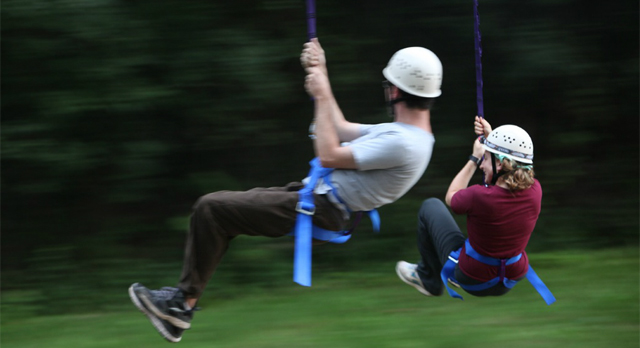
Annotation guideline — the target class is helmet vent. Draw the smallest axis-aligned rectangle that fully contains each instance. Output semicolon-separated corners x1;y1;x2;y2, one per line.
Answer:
382;47;442;97
397;59;411;69
483;125;534;164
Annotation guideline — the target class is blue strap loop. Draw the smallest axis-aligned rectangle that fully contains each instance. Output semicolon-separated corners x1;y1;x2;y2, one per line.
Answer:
293;209;314;286
368;210;381;232
441;250;463;300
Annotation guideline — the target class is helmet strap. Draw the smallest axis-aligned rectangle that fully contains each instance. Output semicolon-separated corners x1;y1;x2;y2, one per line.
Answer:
385;98;406;118
490;153;505;186
388;97;407;105
384;83;406;118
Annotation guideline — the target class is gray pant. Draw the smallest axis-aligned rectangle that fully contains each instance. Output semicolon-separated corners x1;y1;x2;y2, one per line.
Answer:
416;198;514;297
177;182;347;298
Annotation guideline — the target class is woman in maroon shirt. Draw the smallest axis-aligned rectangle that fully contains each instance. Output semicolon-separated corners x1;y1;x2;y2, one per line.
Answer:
396;117;541;298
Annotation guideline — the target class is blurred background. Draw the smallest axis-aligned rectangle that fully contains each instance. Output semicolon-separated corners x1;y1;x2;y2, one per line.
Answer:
2;0;638;346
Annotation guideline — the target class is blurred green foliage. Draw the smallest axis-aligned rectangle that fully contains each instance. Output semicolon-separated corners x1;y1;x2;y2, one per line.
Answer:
2;0;638;315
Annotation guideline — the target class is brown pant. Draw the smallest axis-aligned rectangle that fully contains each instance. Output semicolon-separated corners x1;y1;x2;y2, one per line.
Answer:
177;182;348;297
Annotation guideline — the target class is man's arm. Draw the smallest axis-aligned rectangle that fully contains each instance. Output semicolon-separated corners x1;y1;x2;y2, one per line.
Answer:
305;67;358;169
327;96;361;143
302;39;361;143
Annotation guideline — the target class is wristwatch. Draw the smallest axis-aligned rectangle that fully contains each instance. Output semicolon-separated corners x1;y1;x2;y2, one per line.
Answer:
468;155;482;167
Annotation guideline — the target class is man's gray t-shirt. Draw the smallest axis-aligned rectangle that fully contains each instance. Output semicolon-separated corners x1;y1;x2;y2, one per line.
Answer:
317;122;434;212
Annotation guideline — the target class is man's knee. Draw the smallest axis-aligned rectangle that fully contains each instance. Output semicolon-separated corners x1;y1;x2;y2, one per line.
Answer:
193;192;224;215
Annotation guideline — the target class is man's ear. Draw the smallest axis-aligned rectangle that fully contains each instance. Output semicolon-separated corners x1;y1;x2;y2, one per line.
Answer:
390;85;401;99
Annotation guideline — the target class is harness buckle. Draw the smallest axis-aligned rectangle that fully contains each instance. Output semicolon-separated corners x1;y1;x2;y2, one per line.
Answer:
448;255;459;264
296;202;316;216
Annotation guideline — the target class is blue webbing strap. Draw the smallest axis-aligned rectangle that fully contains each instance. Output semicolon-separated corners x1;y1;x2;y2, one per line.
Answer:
293;158;333;286
306;210;379;245
293;158;381;286
466;240;555;304
441;249;463;300
441;240;556;305
465;240;521;266
368;210;381;232
526;266;556;305
322;173;381;234
294;158;332;286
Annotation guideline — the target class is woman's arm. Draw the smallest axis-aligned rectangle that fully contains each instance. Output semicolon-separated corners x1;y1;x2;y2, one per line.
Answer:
445;137;485;206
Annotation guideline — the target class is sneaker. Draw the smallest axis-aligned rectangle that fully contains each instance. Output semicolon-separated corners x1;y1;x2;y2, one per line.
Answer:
395;261;435;297
129;283;197;343
448;278;461;288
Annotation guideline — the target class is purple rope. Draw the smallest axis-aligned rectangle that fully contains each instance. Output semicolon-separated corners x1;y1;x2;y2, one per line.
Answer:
306;0;317;107
306;0;316;40
474;0;487;186
473;0;484;118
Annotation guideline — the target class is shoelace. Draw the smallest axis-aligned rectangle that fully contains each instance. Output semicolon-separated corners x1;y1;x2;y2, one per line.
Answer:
150;287;181;301
152;287;201;315
169;306;200;315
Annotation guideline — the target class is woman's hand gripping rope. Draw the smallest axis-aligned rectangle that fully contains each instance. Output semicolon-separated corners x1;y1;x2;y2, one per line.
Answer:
474;116;492;138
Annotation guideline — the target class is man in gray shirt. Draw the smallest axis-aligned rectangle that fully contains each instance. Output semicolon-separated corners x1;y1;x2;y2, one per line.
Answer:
129;38;442;343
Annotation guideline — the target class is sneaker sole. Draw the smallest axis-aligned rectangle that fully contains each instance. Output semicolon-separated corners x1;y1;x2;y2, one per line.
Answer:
128;285;182;343
129;284;191;329
395;262;434;297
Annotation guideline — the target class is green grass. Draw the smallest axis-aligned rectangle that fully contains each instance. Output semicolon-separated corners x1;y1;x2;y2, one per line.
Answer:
2;247;638;348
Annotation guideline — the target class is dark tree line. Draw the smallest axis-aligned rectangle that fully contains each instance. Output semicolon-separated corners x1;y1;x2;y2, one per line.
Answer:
2;0;638;312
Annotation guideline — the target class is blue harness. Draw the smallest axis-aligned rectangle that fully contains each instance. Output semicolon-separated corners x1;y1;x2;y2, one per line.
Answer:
441;239;556;305
291;158;380;286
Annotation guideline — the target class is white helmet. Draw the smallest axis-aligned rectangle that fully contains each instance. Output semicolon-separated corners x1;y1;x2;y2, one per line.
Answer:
483;125;534;164
382;47;443;98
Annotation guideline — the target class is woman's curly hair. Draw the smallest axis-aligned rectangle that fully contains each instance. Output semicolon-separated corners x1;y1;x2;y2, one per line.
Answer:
500;158;535;191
